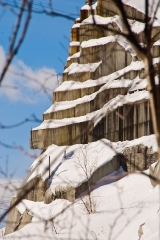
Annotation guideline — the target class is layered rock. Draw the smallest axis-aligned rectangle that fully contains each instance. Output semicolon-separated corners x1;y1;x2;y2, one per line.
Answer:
30;1;160;150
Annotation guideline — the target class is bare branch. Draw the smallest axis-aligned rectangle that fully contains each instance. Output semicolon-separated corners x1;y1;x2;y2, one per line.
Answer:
0;0;33;85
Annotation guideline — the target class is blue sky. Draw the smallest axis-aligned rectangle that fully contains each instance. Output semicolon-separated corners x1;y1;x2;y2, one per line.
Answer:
0;0;84;178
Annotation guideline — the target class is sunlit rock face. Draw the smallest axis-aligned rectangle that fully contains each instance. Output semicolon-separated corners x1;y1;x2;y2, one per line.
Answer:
30;0;158;150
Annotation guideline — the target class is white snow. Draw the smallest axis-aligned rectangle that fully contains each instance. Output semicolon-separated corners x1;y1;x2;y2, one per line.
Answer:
25;135;157;191
72;23;80;29
56;59;146;92
81;35;136;56
57;56;158;94
123;0;160;21
82;14;116;25
81;2;97;11
90;91;149;126
129;77;147;92
45;79;132;113
81;15;146;34
63;61;102;74
141;210;160;240
32;116;87;130
70;41;80;47
46;75;150;115
34;90;149;130
2;164;160;240
153;40;160;46
70;51;80;58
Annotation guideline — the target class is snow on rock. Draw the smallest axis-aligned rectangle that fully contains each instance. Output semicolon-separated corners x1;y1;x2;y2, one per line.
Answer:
70;51;80;59
35;90;149;130
16;199;43;215
153;39;160;46
63;61;102;74
69;41;80;47
129;77;147;92
26;139;117;191
45;79;132;113
88;90;149;127
25;135;157;196
55;61;144;92
56;59;147;92
72;23;80;29
32;116;87;130
122;0;160;21
81;15;145;34
114;134;158;153
81;2;97;10
46;75;150;114
81;35;136;56
81;14;117;25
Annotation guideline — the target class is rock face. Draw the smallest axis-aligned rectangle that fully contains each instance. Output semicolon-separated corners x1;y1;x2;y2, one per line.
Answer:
5;175;46;235
123;144;158;172
5;0;160;236
5;197;33;235
30;0;160;150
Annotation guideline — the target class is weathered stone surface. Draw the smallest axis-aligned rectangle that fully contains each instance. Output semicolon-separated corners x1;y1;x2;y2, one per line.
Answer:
15;210;33;232
5;197;21;235
44;187;55;204
138;223;145;240
45;87;128;120
97;0;146;22
55;186;76;202
53;84;104;102
79;22;119;43
17;175;46;202
5;200;33;235
32;99;153;149
152;44;160;58
5;175;46;235
31;120;94;149
123;144;158;172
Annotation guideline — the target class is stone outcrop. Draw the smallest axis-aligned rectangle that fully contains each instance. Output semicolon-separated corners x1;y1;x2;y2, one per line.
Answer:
30;0;160;150
5;175;46;235
123;144;158;172
5;198;33;235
